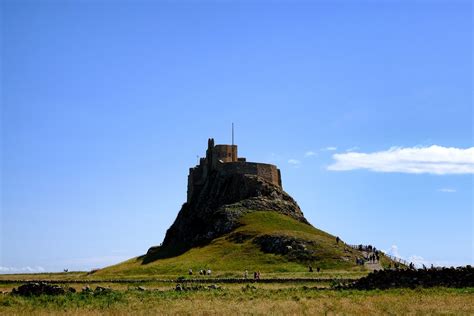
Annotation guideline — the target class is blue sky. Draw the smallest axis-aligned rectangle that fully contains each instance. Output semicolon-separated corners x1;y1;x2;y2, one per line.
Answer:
1;0;472;272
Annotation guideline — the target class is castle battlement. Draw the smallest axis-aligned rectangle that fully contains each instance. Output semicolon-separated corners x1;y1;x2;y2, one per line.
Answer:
187;138;282;202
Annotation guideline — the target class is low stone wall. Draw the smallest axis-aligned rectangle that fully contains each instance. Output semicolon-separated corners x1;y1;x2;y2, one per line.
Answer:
0;277;357;284
346;266;474;289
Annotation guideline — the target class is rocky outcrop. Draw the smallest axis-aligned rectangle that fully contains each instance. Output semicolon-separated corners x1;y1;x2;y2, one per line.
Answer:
145;171;308;261
253;235;317;262
12;282;68;296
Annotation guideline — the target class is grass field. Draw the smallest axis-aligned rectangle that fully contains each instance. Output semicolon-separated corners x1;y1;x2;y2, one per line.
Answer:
0;270;369;283
1;285;473;315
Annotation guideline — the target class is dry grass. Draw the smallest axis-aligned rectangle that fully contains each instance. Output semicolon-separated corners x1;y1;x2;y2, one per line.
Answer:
1;287;473;315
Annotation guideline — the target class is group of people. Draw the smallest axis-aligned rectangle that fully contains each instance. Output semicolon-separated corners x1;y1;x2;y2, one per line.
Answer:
355;254;380;265
367;252;380;263
253;271;261;280
242;270;261;280
356;244;377;253
355;250;380;266
188;268;212;276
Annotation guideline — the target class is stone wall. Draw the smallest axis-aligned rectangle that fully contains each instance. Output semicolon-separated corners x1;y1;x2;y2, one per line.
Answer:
219;162;281;188
187;165;206;202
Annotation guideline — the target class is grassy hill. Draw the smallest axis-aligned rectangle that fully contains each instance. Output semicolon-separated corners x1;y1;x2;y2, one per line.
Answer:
96;211;377;278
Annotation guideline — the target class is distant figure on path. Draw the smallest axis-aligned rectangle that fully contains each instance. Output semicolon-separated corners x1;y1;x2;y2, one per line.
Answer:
316;267;320;273
188;269;193;275
244;270;248;279
308;266;313;272
336;236;340;244
207;269;212;276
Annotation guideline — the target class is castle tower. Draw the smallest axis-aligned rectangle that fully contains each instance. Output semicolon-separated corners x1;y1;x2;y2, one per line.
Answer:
211;145;238;167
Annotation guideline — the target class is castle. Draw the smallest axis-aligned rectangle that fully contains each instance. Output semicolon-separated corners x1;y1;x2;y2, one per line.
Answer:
187;138;282;202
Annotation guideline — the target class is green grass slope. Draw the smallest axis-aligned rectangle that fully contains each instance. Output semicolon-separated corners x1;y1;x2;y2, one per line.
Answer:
96;211;370;278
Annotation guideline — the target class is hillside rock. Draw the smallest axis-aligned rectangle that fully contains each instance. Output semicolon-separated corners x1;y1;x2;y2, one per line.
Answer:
254;235;317;262
145;172;308;261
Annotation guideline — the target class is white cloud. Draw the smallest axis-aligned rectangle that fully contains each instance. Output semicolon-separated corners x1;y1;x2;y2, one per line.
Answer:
288;159;301;166
322;146;337;151
438;188;456;193
328;145;474;175
385;246;427;268
407;255;430;268
386;245;401;258
304;151;317;157
0;266;45;274
383;245;462;268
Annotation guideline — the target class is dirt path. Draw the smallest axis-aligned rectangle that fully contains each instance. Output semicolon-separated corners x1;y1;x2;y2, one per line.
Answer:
365;261;382;271
362;251;383;271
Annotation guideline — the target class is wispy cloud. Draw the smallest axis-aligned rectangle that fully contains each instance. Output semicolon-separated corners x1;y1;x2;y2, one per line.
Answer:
328;145;474;175
288;159;301;166
407;255;430;268
268;152;282;163
438;188;456;193
58;255;129;269
0;266;45;274
321;146;337;151
385;245;427;268
346;146;359;152
384;245;462;268
386;245;401;258
304;151;317;157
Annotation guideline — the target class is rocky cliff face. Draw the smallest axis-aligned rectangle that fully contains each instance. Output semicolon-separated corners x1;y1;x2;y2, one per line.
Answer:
145;171;308;260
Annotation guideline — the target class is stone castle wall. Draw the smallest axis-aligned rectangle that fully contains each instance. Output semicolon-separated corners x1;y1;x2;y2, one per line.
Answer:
219;162;281;188
187;139;282;203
